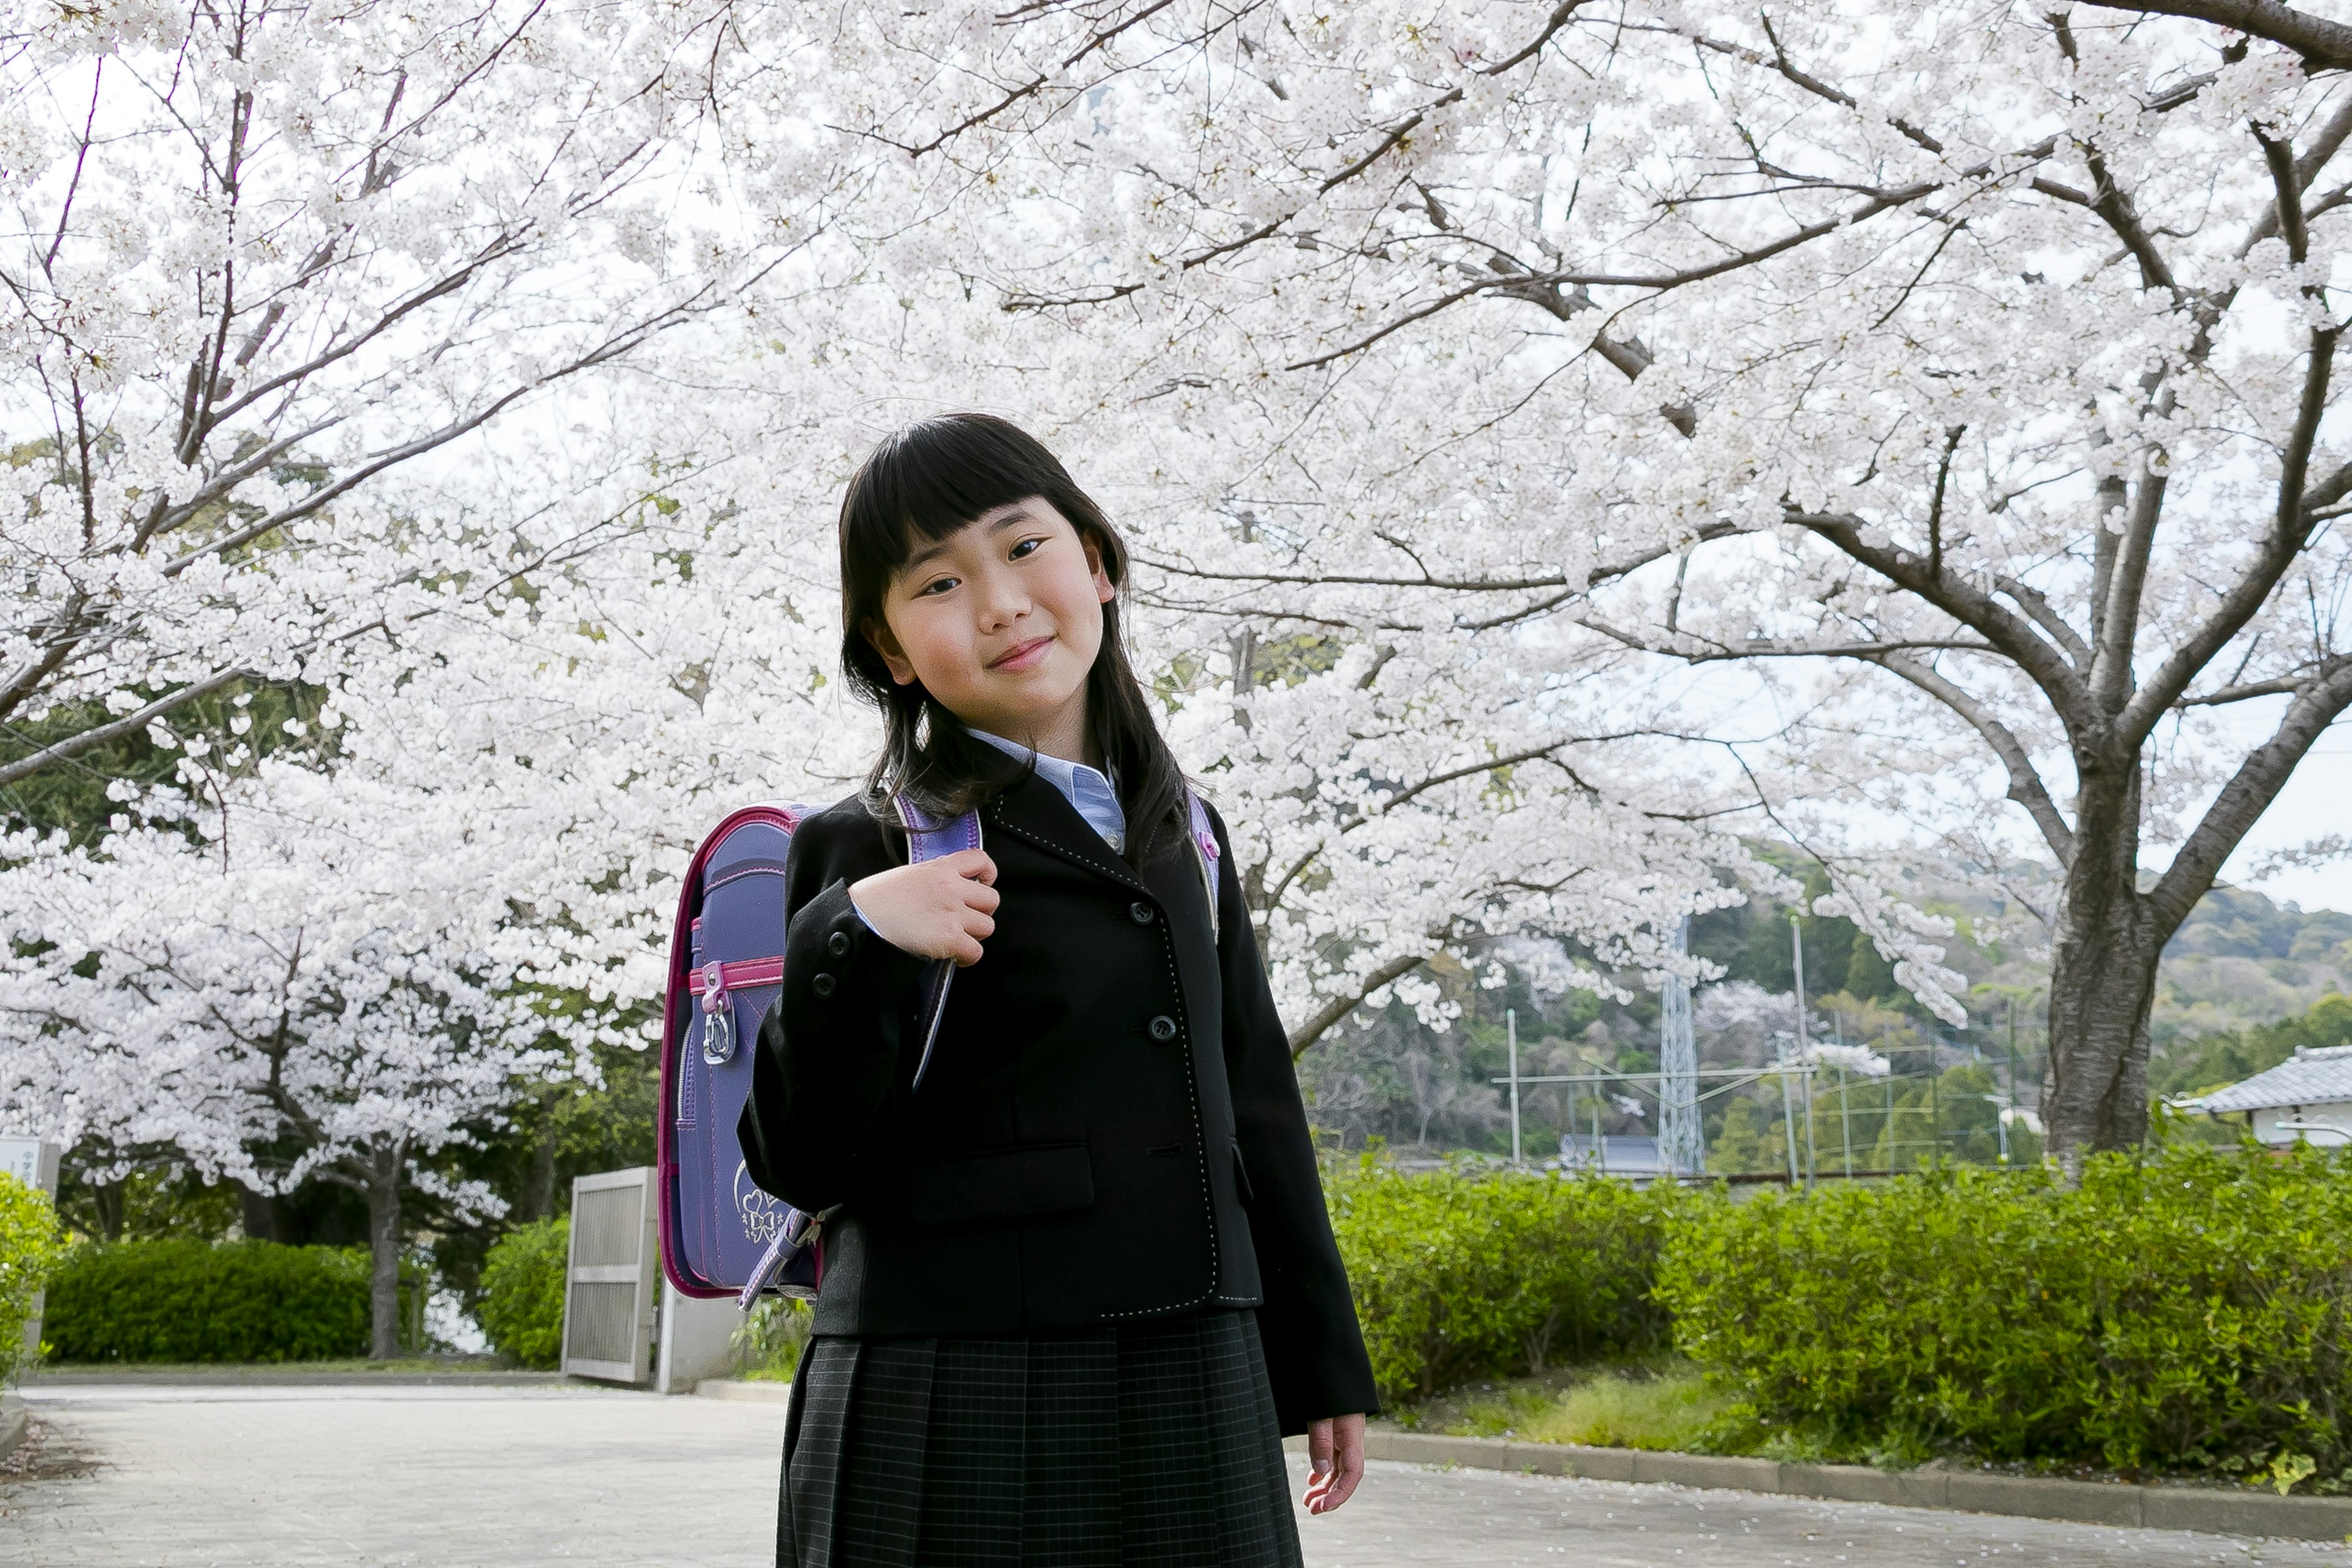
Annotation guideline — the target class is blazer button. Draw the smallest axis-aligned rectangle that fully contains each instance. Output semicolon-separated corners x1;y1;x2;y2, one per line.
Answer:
1129;902;1155;925
1148;1014;1177;1042
827;929;853;957
811;973;837;998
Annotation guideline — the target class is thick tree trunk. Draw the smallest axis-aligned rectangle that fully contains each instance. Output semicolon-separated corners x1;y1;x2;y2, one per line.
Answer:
521;1093;559;1222
239;1186;280;1243
2043;768;2162;1168
363;1158;403;1360
90;1178;125;1242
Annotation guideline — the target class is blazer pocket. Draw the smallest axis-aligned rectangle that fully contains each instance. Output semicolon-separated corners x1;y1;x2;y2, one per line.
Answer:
1231;1139;1256;1204
908;1142;1095;1226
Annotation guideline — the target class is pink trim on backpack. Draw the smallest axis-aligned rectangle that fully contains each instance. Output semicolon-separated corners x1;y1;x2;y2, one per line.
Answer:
656;804;802;1301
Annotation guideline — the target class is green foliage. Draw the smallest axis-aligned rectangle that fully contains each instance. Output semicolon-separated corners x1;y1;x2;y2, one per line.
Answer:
54;1166;241;1244
477;1217;569;1369
1324;1155;1694;1406
734;1296;813;1381
1656;1147;2352;1480
2169;888;2352;965
0;1172;67;1379
0;678;334;846
43;1239;423;1362
1520;1368;1740;1451
2154;992;2352;1100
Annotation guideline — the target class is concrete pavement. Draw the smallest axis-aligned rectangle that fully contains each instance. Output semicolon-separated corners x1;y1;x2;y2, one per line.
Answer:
0;1383;2337;1566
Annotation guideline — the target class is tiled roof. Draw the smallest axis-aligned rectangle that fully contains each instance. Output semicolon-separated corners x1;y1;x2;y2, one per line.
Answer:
2187;1045;2352;1113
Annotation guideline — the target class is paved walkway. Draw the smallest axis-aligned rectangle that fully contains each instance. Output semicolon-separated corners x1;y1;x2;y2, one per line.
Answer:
0;1383;2337;1566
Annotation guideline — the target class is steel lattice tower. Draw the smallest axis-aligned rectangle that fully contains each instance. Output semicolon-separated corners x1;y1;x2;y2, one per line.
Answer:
1659;917;1704;1176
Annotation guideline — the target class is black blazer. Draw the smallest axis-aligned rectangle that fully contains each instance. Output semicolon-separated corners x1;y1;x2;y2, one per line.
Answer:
737;774;1379;1433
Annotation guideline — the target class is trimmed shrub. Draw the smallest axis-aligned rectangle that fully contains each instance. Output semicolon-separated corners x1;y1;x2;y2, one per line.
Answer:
45;1240;377;1362
478;1217;568;1369
1656;1145;2352;1477
734;1295;813;1381
1325;1155;1694;1406
0;1171;66;1378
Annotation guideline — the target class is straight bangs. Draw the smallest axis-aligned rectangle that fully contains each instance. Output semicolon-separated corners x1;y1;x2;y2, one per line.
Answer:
834;413;1187;864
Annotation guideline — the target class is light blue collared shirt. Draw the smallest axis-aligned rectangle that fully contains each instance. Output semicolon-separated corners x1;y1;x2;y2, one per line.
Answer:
970;728;1126;853
851;728;1130;937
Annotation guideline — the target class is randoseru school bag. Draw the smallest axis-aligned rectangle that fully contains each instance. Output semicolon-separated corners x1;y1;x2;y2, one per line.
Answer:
655;793;1222;1310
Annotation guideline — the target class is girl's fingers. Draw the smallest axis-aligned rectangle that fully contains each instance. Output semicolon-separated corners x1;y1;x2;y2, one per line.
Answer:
949;933;986;967
1322;1442;1364;1511
963;881;1001;914
1301;1414;1364;1514
942;848;997;884
961;910;995;941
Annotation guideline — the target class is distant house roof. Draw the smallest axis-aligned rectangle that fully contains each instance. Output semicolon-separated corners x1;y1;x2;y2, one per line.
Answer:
1557;1134;1673;1175
2186;1045;2352;1114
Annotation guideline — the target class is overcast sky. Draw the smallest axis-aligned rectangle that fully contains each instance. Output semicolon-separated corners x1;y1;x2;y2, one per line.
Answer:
2223;718;2352;914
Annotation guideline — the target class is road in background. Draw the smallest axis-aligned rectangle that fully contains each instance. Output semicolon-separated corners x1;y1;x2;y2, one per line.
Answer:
0;1383;2331;1566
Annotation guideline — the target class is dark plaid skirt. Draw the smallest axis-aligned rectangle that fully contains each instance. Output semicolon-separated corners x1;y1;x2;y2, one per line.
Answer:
777;1308;1302;1568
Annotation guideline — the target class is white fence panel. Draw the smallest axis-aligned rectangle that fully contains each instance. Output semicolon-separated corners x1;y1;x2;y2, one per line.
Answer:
562;1167;657;1384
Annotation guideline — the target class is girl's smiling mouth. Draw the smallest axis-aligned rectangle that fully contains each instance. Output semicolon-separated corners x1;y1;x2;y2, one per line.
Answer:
987;635;1055;673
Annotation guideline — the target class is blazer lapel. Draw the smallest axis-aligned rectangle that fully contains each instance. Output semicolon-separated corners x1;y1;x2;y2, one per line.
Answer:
987;777;1222;1011
984;773;1150;894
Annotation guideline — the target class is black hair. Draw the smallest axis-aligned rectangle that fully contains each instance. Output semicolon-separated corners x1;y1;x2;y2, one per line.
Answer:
837;413;1188;864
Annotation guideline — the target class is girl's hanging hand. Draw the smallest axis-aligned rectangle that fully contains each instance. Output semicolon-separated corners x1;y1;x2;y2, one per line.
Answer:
850;850;1000;966
1301;1412;1365;1514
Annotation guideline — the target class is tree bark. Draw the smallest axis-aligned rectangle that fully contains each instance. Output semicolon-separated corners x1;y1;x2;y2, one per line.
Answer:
90;1178;125;1242
2043;766;2162;1167
363;1153;403;1360
521;1093;559;1222
239;1186;280;1243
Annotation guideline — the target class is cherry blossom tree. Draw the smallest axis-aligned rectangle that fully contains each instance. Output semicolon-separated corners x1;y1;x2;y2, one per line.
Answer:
0;763;565;1355
1;0;815;792
804;0;2352;1163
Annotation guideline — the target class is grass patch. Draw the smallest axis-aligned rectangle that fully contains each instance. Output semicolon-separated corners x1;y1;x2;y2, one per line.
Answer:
1439;1364;1740;1451
1525;1367;1741;1450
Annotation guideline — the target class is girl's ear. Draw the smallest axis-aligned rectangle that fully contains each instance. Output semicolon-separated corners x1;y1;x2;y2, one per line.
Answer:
1084;534;1115;605
862;616;920;686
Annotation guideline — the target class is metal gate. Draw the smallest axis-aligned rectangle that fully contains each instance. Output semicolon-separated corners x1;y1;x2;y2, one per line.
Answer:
562;1167;658;1383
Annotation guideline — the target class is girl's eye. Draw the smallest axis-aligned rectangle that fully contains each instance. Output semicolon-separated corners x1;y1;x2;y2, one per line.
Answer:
915;575;960;597
1008;537;1043;561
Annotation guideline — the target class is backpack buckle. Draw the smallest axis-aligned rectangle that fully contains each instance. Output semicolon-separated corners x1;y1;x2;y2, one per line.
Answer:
701;962;736;1065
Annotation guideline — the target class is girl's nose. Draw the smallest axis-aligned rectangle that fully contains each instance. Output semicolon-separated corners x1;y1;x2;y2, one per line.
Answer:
976;578;1030;631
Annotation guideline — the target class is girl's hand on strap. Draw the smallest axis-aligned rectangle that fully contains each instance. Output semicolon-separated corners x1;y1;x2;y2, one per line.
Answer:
850;850;1000;967
1302;1412;1365;1515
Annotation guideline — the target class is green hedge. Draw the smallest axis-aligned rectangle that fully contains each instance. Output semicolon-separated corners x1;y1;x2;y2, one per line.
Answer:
1656;1146;2352;1478
478;1217;568;1369
44;1240;420;1363
1324;1155;1689;1405
0;1171;65;1379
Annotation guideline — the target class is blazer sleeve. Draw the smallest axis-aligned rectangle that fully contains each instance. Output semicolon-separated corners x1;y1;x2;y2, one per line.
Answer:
737;805;930;1214
1208;802;1382;1430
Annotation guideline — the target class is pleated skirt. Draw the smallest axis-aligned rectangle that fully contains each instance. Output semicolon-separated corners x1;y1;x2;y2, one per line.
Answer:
776;1308;1303;1568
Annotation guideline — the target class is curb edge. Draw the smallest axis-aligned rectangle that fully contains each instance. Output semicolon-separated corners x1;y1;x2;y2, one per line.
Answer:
1333;1430;2352;1542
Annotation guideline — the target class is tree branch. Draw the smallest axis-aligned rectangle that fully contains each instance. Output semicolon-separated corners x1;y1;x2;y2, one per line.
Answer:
1867;652;2078;867
1790;511;2096;731
2087;2;2352;72
2116;318;2343;749
2150;658;2352;930
1288;952;1430;1059
0;667;252;788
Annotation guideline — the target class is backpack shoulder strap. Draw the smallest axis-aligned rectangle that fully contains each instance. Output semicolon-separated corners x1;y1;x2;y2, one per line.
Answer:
896;797;982;864
891;796;981;1093
1186;791;1221;943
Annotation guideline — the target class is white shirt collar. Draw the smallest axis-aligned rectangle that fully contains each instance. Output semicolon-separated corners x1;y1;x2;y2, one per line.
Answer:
968;728;1126;853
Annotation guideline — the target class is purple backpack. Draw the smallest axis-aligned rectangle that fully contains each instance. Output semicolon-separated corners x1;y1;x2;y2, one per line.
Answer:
655;793;1221;1310
656;801;981;1307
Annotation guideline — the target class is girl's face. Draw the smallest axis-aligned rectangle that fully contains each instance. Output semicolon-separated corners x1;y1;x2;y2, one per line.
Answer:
863;496;1116;753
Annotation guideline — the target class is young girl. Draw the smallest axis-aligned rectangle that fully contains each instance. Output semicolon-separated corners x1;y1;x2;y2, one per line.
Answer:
738;413;1378;1567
